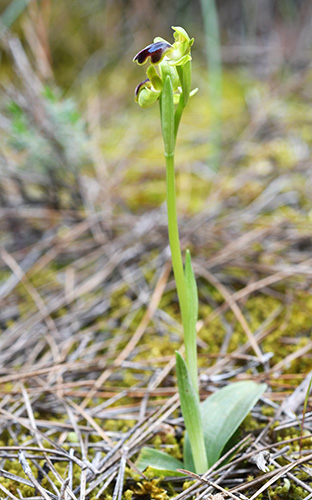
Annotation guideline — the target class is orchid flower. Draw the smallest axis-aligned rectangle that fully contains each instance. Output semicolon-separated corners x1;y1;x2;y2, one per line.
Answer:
133;26;197;109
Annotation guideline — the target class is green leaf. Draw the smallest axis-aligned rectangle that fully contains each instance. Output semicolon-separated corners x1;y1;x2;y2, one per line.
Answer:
135;447;185;476
177;61;192;107
176;352;208;474
184;249;198;391
184;381;267;470
160;76;175;157
1;0;29;28
183;433;195;471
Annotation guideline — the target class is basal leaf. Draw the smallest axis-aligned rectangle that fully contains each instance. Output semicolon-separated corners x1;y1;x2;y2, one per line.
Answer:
135;447;185;476
176;352;208;473
184;249;198;391
184;381;267;469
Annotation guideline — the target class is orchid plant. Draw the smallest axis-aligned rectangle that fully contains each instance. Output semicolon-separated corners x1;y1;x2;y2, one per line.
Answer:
133;27;266;476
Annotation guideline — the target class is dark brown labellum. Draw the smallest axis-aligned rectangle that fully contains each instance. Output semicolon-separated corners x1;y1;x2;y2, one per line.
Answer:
135;78;151;98
133;41;172;65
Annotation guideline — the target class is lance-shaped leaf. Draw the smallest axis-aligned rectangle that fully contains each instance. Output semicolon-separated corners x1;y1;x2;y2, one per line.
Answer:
184;249;198;392
135;447;185;477
184;380;267;470
177;60;192;108
160;75;175;157
176;352;208;474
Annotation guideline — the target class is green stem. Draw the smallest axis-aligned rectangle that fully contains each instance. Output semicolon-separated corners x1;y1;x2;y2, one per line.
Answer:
162;72;198;394
160;62;205;472
165;153;188;328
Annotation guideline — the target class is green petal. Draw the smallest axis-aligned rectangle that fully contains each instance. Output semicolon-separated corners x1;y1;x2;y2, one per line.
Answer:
172;26;192;44
168;54;192;67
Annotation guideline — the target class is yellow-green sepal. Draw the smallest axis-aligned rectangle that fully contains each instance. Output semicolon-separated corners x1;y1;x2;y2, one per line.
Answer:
146;65;163;91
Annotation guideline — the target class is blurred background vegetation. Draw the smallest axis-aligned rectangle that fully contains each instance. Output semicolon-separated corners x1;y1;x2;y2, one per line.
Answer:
1;0;312;212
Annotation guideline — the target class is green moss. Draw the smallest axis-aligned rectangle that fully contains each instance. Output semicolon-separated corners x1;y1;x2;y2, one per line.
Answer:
67;431;79;443
133;334;180;361
125;467;141;482
182;480;196;490
268;480;308;500
124;489;134;500
200;317;226;353
89;433;103;443
296;471;310;482
261;406;275;417
103;419;135;433
242;414;265;432
110;284;132;310
123;370;139;387
152;435;162;449
164;443;182;461
164;434;177;446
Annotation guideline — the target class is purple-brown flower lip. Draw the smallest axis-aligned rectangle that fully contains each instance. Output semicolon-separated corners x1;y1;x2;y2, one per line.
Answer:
135;78;151;98
133;41;172;65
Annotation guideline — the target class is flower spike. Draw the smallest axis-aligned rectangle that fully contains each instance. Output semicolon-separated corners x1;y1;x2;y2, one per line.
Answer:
133;26;196;108
133;41;173;66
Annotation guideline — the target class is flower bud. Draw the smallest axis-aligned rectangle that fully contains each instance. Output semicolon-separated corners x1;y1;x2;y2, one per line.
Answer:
168;26;194;66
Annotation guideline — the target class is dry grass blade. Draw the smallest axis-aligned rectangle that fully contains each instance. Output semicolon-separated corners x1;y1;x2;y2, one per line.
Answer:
0;481;20;500
91;470;117;498
112;450;127;500
0;468;34;489
280;370;312;416
177;469;243;500
18;450;57;500
195;265;263;360
80;260;171;408
60;477;70;500
0;247;59;336
248;454;312;500
205;256;312;324
271;342;312;374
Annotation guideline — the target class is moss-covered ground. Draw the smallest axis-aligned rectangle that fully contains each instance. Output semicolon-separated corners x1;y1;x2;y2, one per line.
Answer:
0;10;312;499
